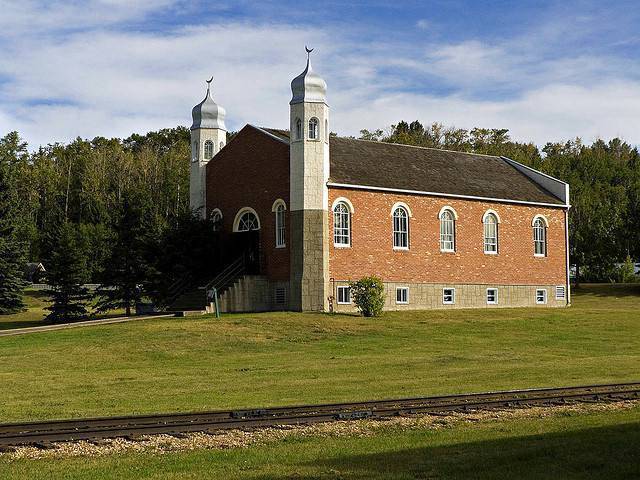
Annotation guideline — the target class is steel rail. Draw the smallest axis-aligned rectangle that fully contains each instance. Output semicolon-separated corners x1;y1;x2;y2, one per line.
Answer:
0;382;638;448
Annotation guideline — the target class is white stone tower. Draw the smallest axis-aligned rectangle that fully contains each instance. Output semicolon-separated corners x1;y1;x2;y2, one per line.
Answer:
289;47;330;311
190;77;227;217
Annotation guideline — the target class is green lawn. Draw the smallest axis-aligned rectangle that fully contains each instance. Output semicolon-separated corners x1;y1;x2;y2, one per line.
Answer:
1;403;639;479
0;290;50;330
0;284;638;423
0;289;126;331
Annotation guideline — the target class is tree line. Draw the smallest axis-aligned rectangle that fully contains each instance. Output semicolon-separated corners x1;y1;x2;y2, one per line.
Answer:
0;120;638;318
0;128;219;319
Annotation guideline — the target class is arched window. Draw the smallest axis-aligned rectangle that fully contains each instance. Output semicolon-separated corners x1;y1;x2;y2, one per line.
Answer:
392;206;409;249
325;119;328;142
211;209;223;232
273;200;286;248
192;141;198;162
440;209;456;252
204;140;214;160
333;201;351;247
295;118;302;140
219;141;225;151
533;216;547;256
308;117;319;140
236;211;260;232
483;213;498;253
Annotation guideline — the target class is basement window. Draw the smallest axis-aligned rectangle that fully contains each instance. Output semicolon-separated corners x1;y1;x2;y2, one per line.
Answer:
443;288;455;305
274;287;286;306
536;289;547;304
337;286;351;305
396;287;409;304
555;285;566;300
486;288;498;305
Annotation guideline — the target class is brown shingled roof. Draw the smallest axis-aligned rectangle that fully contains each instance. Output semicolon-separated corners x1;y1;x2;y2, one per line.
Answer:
258;127;563;205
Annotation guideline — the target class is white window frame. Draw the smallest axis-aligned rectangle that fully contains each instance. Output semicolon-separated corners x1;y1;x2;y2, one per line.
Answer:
443;288;455;305
211;208;223;232
275;204;286;248
336;286;351;304
308;117;319;140
483;211;499;254
333;201;352;248
439;207;457;252
295;118;302;140
396;287;409;304
555;285;566;300
192;141;198;162
486;288;498;305
233;207;261;232
392;206;409;250
536;289;547;304
533;215;548;257
204;140;214;160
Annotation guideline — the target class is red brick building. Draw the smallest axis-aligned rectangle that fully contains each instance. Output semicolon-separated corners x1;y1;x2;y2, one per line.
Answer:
189;51;570;312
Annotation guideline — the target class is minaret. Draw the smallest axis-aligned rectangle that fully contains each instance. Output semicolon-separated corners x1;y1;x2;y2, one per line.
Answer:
289;47;330;311
190;77;227;217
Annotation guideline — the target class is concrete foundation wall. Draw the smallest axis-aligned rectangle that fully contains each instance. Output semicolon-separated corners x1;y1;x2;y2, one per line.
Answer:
331;281;568;312
218;276;290;313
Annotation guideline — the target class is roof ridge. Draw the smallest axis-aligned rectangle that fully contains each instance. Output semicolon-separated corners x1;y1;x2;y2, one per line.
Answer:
339;136;503;160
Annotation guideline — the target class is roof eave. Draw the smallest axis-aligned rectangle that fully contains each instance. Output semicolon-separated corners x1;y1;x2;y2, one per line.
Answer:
327;182;569;209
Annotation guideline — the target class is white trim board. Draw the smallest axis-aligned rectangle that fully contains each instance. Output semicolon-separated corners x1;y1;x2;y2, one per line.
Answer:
500;156;569;206
250;125;290;145
327;182;570;209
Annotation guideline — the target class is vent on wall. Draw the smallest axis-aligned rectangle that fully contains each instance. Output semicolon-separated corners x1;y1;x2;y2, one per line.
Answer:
556;285;566;300
274;287;286;306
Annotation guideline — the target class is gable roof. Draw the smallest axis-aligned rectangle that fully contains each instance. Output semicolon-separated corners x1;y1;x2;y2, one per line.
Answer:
257;127;566;206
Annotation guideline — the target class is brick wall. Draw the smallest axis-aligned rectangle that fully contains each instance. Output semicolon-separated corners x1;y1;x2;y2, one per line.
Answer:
206;126;290;281
328;187;568;286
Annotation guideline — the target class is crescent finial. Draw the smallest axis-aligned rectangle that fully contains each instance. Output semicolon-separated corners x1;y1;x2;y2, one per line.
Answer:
206;76;213;85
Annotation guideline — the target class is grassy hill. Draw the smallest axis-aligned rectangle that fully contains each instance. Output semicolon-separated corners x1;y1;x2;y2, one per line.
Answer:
0;284;638;423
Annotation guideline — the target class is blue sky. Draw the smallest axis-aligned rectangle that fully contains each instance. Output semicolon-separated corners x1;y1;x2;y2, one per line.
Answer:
1;0;639;148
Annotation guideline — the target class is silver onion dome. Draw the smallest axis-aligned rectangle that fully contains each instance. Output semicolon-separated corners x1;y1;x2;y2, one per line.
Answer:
191;77;227;130
290;47;327;105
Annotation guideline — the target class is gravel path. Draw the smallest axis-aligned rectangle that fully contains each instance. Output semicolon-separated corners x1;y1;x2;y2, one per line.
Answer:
0;314;175;337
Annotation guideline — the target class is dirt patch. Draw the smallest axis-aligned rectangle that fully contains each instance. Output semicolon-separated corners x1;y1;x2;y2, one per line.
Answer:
3;400;637;460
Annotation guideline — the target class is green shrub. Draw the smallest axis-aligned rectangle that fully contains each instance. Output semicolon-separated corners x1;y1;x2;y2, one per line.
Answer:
349;276;385;317
620;256;638;283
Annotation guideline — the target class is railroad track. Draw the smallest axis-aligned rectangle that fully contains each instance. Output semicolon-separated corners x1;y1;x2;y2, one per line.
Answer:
1;382;638;449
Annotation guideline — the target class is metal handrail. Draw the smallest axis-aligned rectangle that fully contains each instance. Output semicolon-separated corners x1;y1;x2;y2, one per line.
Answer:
204;255;246;293
165;275;193;307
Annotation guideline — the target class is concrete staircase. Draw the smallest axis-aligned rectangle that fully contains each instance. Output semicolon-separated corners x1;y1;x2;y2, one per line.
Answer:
167;287;209;315
167;255;247;316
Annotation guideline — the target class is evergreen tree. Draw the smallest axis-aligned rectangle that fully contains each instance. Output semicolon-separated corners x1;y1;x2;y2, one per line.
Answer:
46;222;91;323
95;198;149;316
145;209;220;306
0;237;27;314
0;139;27;314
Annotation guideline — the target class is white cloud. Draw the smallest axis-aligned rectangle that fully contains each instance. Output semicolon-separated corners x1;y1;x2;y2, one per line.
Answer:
0;0;179;35
333;81;640;146
0;3;639;149
416;19;430;30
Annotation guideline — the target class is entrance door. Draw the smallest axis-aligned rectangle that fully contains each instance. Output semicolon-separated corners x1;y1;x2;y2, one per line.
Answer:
233;210;261;274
